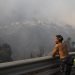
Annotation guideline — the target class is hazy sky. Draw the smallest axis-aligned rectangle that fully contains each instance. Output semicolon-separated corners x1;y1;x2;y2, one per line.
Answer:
0;0;75;26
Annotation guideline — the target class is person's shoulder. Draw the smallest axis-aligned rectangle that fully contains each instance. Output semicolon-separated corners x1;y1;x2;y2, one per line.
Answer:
55;44;59;48
58;43;63;47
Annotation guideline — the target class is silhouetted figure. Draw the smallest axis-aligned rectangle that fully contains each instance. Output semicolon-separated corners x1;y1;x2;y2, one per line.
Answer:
64;37;72;52
49;35;74;75
71;41;75;52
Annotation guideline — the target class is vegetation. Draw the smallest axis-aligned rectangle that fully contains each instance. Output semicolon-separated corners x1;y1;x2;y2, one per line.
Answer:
0;43;12;63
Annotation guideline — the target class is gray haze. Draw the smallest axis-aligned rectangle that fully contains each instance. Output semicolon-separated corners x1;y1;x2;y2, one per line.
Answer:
0;0;75;60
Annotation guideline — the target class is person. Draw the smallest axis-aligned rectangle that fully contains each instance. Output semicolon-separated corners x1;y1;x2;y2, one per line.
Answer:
63;37;72;52
49;35;74;75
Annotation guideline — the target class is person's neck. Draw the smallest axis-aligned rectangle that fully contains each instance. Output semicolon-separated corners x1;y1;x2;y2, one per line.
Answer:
57;42;62;44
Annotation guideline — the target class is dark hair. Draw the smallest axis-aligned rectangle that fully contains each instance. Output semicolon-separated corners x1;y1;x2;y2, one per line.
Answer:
56;35;63;42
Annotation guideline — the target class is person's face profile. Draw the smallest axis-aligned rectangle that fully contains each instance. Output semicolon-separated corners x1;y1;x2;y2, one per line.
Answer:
54;37;59;44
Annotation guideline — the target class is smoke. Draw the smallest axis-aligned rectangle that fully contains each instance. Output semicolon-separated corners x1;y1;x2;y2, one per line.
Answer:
0;0;75;25
0;0;75;60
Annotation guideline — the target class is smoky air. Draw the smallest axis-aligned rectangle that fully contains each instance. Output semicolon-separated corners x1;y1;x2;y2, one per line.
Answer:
0;0;75;61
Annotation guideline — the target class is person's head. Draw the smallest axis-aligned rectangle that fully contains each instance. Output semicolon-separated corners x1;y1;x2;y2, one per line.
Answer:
55;35;63;44
67;37;71;41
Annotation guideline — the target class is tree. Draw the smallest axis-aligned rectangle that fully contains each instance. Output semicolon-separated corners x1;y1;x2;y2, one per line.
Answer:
0;43;13;62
